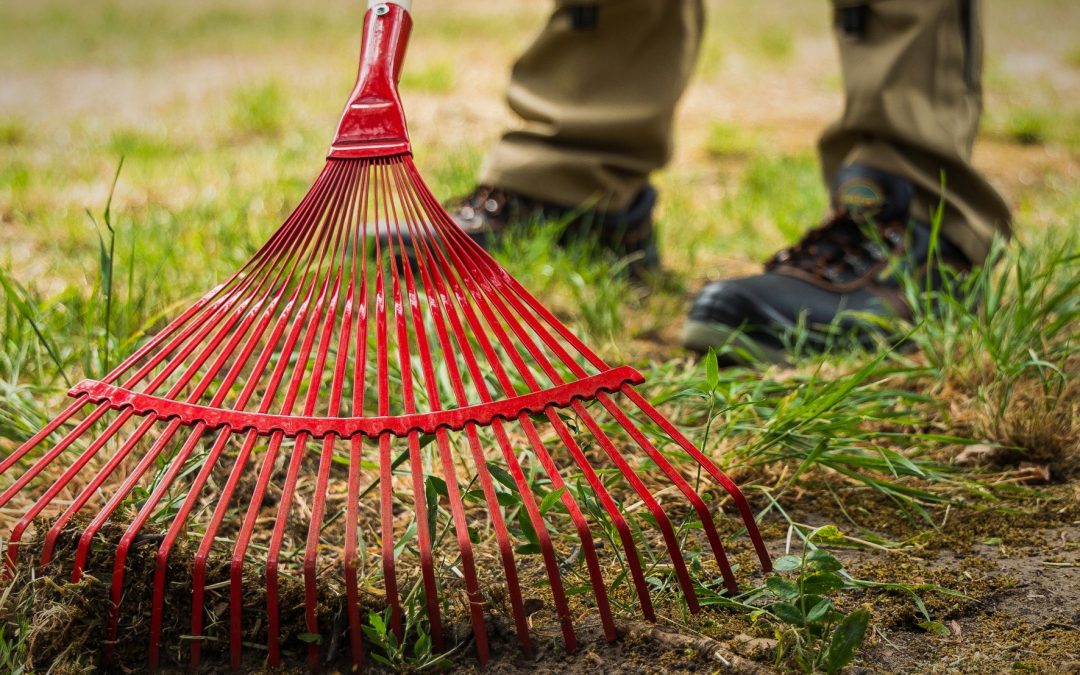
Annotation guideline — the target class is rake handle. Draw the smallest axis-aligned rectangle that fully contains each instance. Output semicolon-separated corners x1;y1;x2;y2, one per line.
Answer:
329;2;414;158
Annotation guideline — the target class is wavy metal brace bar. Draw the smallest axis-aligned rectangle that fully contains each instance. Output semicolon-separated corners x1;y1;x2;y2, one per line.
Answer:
68;366;644;440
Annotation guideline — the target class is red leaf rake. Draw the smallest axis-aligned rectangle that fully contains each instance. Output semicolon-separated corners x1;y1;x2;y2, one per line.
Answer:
0;1;770;670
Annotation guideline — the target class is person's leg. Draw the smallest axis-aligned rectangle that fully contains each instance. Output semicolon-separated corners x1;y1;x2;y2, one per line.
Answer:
683;0;1008;360
417;0;704;276
479;0;705;214
819;0;1010;263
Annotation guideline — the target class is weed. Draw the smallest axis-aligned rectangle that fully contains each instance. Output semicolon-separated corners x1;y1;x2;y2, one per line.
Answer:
0;270;71;389
362;604;453;671
85;159;123;376
755;541;870;674
903;233;1080;467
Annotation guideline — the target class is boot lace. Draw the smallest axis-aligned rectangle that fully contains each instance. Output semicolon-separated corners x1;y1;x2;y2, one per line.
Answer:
766;210;905;286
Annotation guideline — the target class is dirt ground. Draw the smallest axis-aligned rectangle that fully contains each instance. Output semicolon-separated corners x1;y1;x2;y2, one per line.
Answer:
8;478;1077;674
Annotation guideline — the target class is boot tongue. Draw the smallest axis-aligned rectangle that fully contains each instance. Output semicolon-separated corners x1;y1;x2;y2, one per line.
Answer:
833;164;914;224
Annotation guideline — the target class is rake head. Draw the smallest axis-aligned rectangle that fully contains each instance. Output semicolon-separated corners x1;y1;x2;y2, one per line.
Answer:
0;1;770;670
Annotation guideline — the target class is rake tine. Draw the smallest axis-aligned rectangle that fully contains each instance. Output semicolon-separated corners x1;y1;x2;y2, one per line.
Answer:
380;164;445;652
375;433;403;638
229;431;287;669
64;418;184;576
4;409;137;569
404;172;626;643
514;415;619;640
410;196;656;622
230;157;358;669
541;409;657;621
0;403;111;514
403;178;604;647
0;398;87;477
266;432;312;667
343;435;367;668
416;171;714;614
386;169;490;661
112;160;347;665
39;293;287;557
147;160;350;668
408;292;600;644
151;427;234;669
189;428;258;669
623;389;773;573
569;401;700;611
304;432;340;669
596;393;739;594
265;156;360;670
490;419;580;651
103;156;340;386
148;161;341;666
372;163;405;641
393;164;533;653
343;161;375;669
300;157;367;672
419;240;661;622
482;299;698;611
429;204;769;572
422;204;747;599
189;160;353;669
400;186;581;649
99;162;332;392
59;237;319;575
104;422;209;665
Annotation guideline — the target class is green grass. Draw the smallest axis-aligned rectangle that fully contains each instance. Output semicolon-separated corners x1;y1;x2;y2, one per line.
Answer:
704;121;762;158
1067;44;1080;70
230;80;290;139
756;27;795;63
402;62;457;95
998;107;1056;146
0;120;27;147
108;128;181;161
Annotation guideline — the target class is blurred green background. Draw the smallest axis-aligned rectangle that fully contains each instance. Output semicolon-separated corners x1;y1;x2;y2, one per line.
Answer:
0;0;1077;369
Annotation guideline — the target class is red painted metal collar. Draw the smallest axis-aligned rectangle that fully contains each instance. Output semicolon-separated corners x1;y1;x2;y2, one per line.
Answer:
328;3;413;159
68;366;644;440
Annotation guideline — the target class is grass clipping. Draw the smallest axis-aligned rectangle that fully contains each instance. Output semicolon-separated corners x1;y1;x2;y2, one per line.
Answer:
0;513;365;672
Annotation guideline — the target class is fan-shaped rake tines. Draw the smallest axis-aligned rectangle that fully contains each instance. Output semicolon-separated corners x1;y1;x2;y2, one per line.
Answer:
0;1;771;671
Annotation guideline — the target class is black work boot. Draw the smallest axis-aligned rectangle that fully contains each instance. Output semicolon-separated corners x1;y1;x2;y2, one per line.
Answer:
681;165;972;363
393;184;660;276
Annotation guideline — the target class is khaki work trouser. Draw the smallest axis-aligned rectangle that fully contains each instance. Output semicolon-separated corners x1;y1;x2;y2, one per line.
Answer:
480;0;1011;264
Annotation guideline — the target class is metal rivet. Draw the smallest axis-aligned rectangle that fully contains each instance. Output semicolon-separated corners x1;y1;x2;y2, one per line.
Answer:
374;4;390;16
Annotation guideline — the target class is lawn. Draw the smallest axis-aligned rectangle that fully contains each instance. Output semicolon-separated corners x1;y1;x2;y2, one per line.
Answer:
0;1;1077;672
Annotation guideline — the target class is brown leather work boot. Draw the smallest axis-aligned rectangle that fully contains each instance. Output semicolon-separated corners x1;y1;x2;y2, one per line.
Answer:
682;165;973;363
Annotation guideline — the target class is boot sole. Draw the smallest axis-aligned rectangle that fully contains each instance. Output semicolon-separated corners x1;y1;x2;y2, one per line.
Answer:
680;320;789;366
